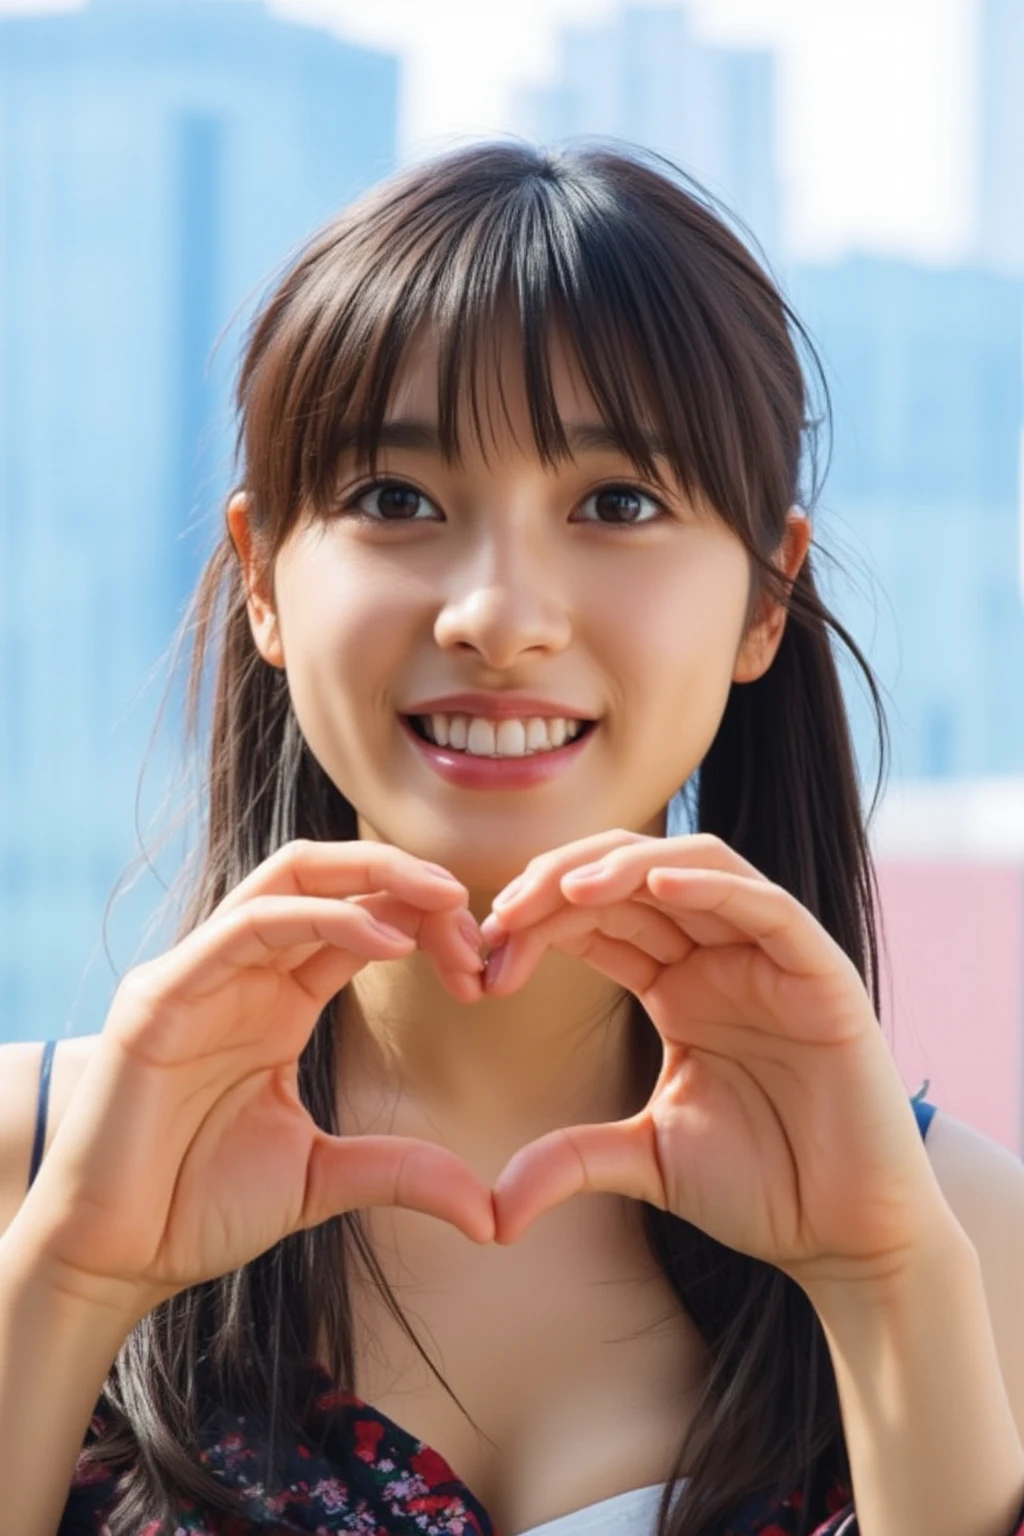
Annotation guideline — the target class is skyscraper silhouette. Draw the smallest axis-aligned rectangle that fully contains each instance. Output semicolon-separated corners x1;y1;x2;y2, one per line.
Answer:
0;0;398;1043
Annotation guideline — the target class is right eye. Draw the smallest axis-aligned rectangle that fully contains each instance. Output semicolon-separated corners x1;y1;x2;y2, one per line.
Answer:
340;478;441;524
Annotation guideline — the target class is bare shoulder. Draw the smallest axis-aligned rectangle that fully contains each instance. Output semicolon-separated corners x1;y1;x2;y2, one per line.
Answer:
0;1034;101;1241
924;1106;1024;1227
923;1106;1024;1441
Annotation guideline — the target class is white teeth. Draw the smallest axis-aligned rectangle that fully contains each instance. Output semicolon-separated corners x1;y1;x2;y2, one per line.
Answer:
525;717;550;751
495;719;527;756
448;715;468;749
466;718;496;756
416;712;590;756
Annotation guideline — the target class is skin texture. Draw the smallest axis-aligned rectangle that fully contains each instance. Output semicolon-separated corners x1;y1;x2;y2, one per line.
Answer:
227;326;812;1160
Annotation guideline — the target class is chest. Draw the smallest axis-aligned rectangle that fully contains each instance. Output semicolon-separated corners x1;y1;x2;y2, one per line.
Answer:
327;1194;710;1535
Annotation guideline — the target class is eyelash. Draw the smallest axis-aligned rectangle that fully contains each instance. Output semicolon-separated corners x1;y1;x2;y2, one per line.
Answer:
336;477;670;528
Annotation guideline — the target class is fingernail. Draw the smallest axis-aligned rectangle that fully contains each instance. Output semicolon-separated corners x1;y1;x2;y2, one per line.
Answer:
481;912;510;943
368;917;413;942
456;912;484;965
562;860;607;883
423;863;465;885
492;877;526;907
484;943;510;987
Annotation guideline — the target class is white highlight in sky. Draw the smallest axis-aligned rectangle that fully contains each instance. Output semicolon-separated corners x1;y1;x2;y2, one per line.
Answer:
269;0;980;264
0;0;982;263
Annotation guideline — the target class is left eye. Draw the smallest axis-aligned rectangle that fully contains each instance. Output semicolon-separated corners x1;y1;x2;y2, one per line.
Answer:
344;480;438;521
574;485;665;525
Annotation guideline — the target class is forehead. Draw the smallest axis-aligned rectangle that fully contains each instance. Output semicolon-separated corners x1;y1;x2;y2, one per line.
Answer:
386;321;606;457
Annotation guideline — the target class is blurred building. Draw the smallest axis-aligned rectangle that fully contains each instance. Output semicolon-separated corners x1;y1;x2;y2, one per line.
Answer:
0;0;398;1044
510;3;779;264
788;257;1024;783
977;0;1024;276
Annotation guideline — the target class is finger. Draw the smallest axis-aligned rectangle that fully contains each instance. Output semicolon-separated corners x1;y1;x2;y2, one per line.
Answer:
610;885;753;949
484;901;690;997
558;832;768;901
304;1133;496;1244
645;868;835;977
418;907;488;999
153;896;417;1010
484;829;650;937
482;832;764;942
306;895;485;1007
348;894;484;975
214;840;468;919
492;1118;663;1245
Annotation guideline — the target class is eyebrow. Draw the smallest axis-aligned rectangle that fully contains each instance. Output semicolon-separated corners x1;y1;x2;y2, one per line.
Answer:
348;418;670;462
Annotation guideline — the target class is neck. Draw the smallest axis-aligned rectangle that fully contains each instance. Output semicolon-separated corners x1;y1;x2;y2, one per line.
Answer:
334;945;655;1180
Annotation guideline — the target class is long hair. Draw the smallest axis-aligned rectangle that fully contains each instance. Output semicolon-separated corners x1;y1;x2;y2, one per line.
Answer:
81;139;889;1536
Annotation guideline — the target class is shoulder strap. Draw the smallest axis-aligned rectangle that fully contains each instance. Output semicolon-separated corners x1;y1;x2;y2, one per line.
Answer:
910;1079;936;1141
27;1039;56;1191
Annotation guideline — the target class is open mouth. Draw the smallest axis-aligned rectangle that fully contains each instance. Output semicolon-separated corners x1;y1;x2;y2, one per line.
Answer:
402;714;599;756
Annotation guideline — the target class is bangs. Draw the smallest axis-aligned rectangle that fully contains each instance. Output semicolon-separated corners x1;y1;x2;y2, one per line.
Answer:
238;143;803;547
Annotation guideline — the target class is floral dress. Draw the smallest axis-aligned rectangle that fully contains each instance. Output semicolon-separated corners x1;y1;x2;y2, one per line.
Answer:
56;1360;1024;1536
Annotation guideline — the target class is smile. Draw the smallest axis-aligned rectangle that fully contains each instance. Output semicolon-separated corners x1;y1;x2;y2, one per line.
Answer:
399;714;599;790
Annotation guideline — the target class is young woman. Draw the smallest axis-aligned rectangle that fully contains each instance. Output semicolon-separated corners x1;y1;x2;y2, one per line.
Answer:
2;141;1023;1536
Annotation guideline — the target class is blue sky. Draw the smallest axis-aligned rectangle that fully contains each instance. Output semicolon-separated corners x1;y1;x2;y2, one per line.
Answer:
272;0;979;264
0;0;980;263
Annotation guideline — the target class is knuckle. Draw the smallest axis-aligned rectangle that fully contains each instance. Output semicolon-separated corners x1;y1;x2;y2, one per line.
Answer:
112;962;164;1023
283;837;313;862
116;963;154;1004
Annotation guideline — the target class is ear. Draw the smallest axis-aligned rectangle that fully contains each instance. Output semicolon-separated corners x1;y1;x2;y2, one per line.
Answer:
732;508;813;685
225;491;286;669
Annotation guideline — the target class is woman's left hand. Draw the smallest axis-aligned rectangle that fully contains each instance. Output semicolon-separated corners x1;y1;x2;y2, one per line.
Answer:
479;831;959;1296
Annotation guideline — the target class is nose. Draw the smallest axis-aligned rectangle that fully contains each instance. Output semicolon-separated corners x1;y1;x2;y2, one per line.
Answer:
432;520;573;668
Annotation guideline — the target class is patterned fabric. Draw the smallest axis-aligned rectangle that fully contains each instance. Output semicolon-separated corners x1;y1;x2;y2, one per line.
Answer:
54;1093;1024;1535
57;1367;1024;1536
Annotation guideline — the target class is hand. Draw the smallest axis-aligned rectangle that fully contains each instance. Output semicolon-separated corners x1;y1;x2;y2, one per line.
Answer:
19;840;493;1317
479;831;957;1296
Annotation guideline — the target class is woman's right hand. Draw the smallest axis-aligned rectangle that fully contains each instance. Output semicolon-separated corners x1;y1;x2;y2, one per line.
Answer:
14;840;493;1319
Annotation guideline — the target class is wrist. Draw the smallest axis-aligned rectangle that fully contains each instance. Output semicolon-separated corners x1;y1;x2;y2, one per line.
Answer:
794;1208;977;1321
801;1223;1024;1536
1;1205;166;1334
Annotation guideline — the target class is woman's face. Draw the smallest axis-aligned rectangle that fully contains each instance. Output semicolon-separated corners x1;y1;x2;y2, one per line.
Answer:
230;327;807;893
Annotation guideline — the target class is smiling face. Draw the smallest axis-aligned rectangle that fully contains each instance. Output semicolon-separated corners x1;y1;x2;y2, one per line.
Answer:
229;324;809;896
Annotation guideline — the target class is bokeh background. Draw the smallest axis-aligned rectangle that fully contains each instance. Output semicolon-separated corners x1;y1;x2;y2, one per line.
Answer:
1;0;1022;1151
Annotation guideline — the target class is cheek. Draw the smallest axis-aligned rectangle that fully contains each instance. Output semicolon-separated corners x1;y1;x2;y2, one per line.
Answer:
277;561;412;735
613;566;749;708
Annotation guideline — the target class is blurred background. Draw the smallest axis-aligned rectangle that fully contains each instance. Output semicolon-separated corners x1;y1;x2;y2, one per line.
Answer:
1;0;1021;1151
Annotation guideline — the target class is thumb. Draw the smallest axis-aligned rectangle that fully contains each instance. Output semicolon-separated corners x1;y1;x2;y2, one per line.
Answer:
303;1132;496;1244
491;1117;665;1245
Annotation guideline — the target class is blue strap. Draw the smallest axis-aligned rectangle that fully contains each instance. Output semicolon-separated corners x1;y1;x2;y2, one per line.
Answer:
910;1078;936;1140
27;1039;56;1191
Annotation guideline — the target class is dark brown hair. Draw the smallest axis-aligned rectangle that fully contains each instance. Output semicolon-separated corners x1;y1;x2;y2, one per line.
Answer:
83;139;889;1536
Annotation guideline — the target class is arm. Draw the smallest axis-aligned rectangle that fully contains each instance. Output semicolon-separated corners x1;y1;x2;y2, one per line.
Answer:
805;1220;1024;1536
0;1222;144;1536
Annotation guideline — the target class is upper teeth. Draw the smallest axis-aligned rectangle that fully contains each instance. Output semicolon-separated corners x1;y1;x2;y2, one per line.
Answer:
419;714;587;756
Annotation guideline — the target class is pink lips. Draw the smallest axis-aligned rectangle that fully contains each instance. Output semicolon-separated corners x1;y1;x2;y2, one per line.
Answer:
398;713;597;790
403;691;596;721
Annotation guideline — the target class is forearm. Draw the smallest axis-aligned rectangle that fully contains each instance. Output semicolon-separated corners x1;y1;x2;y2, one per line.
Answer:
0;1224;142;1536
808;1222;1024;1536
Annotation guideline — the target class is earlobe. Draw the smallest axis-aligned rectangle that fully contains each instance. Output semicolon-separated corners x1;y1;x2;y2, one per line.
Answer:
225;491;286;670
731;507;813;686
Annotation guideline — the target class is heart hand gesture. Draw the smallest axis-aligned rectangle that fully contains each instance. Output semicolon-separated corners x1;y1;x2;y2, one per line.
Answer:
480;831;956;1297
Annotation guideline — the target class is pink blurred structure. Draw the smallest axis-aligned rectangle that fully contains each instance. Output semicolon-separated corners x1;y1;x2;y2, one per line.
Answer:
875;863;1023;1156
